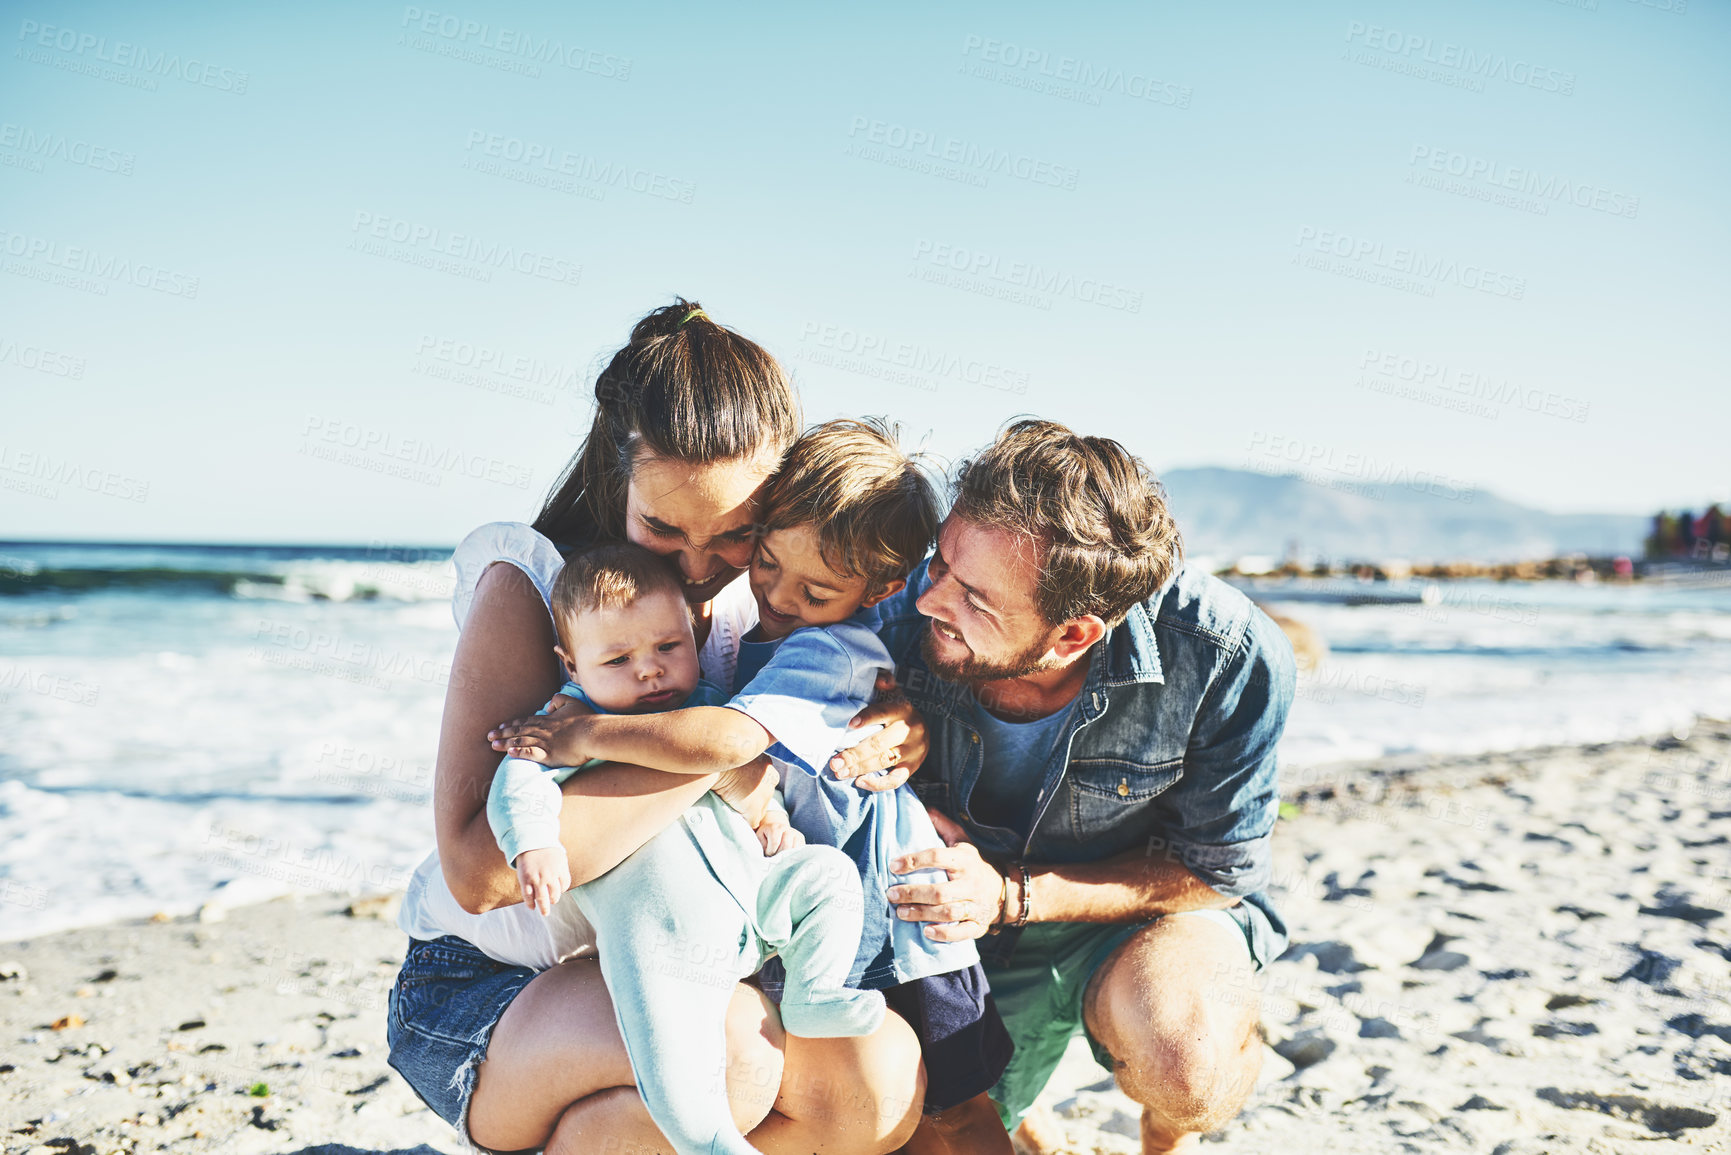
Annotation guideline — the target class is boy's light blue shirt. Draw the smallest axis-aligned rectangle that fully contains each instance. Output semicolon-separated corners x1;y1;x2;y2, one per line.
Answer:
727;621;980;988
487;678;729;868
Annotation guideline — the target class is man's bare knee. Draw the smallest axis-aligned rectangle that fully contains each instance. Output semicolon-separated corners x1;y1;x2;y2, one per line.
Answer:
1084;921;1263;1134
1104;1003;1263;1135
1119;1029;1220;1127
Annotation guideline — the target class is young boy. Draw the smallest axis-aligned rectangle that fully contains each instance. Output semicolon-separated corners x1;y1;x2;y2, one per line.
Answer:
509;420;1016;1149
486;541;884;1155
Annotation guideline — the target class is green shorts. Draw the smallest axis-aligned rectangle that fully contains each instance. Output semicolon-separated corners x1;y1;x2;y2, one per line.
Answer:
985;909;1257;1129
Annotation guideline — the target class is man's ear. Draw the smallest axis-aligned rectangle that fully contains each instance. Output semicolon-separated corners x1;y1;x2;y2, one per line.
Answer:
1052;615;1106;660
860;578;906;609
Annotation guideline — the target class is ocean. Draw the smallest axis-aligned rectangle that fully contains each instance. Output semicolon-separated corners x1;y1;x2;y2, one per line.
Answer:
2;541;1728;940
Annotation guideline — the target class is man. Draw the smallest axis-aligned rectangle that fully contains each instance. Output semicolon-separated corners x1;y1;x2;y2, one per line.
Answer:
867;419;1295;1154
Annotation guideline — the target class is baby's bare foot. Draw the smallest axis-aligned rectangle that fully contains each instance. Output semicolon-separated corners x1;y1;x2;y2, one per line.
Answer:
712;756;778;826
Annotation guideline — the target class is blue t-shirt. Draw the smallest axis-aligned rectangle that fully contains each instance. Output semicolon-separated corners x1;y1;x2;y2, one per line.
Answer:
733;626;783;693
968;695;1079;837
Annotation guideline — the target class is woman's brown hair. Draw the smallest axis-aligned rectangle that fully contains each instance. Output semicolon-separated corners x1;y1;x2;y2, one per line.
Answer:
532;298;801;549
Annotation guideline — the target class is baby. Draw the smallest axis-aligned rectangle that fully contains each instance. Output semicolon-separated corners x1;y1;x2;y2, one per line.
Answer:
486;541;883;1155
511;420;1013;1139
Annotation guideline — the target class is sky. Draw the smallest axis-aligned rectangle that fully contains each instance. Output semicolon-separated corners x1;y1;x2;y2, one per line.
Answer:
1;0;1725;545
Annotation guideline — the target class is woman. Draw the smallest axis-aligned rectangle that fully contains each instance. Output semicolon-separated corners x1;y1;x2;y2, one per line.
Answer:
387;299;930;1154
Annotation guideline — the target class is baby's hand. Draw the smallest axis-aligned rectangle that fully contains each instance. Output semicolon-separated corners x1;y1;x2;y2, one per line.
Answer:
515;847;571;916
753;808;805;857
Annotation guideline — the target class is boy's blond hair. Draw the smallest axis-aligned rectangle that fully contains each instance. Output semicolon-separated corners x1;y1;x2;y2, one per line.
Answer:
550;542;686;650
761;418;942;594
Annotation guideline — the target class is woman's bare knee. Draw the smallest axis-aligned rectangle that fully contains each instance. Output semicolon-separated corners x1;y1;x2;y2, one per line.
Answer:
778;1009;924;1153
468;960;635;1149
532;982;782;1152
546;1086;666;1155
474;967;910;1153
724;983;785;1132
867;1019;926;1154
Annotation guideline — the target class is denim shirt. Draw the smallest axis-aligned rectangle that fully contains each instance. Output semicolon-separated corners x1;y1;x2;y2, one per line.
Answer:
868;557;1297;968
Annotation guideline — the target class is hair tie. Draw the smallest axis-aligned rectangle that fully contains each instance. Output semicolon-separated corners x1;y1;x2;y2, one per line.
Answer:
678;308;707;328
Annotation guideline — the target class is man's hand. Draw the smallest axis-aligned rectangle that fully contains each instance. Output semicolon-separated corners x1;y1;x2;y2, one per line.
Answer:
752;807;805;857
828;671;929;792
887;809;1006;942
711;755;779;828
488;695;594;764
515;846;571;916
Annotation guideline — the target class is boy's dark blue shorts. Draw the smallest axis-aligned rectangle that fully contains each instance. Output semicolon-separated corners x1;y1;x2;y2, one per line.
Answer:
884;962;1014;1115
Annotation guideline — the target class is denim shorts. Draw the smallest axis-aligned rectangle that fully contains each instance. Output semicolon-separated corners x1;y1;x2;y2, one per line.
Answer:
385;935;539;1151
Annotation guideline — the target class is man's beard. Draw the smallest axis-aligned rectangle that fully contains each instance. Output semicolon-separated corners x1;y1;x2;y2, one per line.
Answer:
921;621;1054;685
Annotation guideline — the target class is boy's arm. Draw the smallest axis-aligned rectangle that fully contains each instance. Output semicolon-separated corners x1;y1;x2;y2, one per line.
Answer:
486;756;572;866
569;707;774;776
567;628;881;777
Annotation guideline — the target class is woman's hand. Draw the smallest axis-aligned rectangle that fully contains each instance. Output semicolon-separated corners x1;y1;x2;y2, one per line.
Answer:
488;695;596;764
886;808;1004;942
828;671;929;793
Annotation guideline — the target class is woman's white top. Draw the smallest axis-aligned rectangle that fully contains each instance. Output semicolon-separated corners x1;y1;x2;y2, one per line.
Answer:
396;521;759;969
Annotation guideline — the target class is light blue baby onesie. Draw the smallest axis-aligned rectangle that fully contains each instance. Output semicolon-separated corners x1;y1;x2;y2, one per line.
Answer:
487;680;884;1155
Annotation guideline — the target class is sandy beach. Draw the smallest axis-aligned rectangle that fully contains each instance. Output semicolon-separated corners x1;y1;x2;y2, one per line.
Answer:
5;725;1728;1155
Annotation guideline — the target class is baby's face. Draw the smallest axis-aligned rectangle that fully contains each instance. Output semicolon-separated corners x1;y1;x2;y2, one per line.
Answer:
749;524;874;641
556;587;701;713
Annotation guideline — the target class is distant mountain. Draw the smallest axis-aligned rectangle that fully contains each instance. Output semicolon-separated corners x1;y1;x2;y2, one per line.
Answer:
1158;467;1646;563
